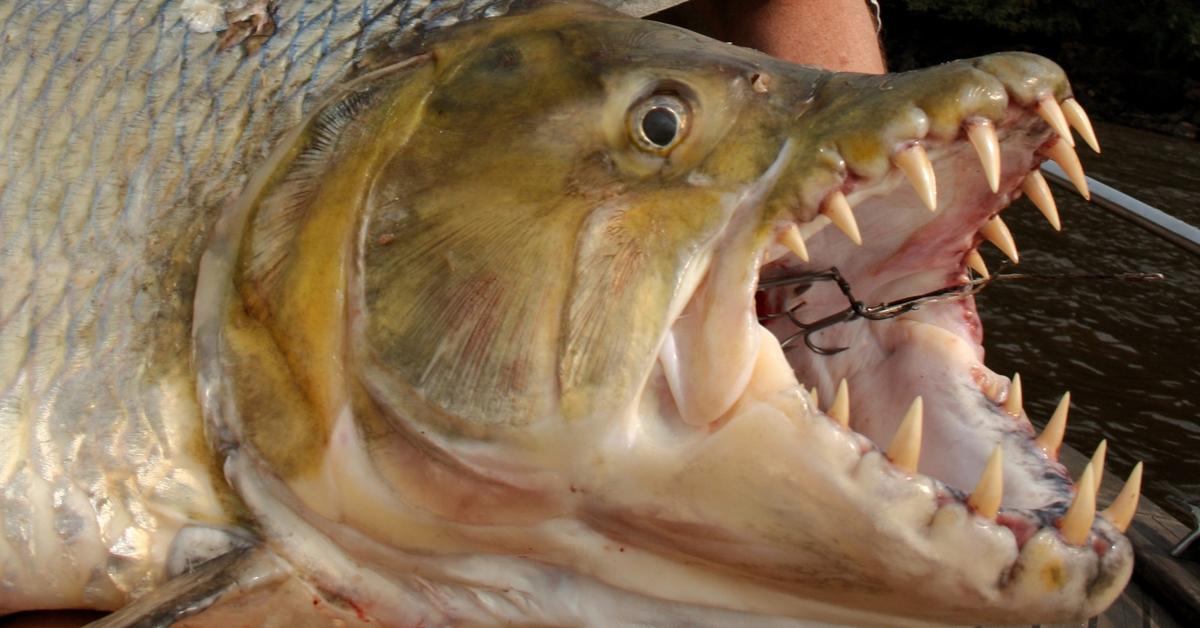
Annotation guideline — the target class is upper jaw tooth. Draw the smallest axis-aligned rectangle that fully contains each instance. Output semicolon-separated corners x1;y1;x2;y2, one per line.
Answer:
893;143;938;211
821;190;862;245
1022;170;1061;231
1037;97;1075;148
1089;440;1107;493
1061;98;1101;153
779;224;810;262
966;121;1001;194
1043;139;1090;200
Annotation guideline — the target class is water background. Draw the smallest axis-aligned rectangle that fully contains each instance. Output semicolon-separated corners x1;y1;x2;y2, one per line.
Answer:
978;121;1200;523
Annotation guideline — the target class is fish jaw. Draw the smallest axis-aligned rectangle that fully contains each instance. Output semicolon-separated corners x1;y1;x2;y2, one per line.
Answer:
578;53;1132;623
193;3;1133;625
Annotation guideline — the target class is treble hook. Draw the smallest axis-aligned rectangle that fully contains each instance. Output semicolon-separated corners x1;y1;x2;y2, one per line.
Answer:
757;262;1164;356
778;305;857;355
759;267;863;354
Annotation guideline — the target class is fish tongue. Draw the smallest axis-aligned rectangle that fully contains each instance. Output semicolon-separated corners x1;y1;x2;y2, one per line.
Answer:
660;249;760;427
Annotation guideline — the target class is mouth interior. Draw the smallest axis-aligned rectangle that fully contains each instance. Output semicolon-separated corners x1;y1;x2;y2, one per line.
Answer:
660;114;1090;549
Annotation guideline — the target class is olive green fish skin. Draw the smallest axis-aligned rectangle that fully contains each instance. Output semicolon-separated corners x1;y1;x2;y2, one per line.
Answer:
0;0;520;612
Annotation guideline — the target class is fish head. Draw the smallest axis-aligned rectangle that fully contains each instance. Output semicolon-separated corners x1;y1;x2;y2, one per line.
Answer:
196;2;1133;624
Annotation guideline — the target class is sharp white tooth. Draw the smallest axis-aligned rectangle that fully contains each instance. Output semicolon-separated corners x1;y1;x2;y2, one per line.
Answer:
1036;392;1070;457
979;216;1019;263
1021;170;1061;231
968;445;1004;520
887;397;923;474
1059;462;1097;546
966;123;1001;193
1062;98;1101;153
1089;440;1107;493
1101;462;1143;533
1037;97;1075;147
1003;373;1023;415
809;386;820;410
1044;140;1090;200
893;143;938;211
780;224;810;262
830;379;849;428
821;191;862;245
965;249;990;278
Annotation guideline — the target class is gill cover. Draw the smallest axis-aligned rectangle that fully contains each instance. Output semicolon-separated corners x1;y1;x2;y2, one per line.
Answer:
195;1;776;479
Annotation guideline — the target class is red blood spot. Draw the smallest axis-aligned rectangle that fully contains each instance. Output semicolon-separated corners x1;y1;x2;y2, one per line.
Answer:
347;599;369;622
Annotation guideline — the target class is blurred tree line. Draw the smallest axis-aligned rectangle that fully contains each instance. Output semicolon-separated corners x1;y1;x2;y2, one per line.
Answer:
883;0;1200;138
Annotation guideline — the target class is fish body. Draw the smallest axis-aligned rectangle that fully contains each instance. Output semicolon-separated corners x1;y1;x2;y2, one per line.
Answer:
0;1;1136;625
0;0;546;613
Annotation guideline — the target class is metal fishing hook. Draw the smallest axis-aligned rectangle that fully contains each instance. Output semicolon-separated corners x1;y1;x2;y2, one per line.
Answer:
756;265;1164;356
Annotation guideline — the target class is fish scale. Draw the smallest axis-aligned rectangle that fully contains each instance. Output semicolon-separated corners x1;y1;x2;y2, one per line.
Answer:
0;0;515;612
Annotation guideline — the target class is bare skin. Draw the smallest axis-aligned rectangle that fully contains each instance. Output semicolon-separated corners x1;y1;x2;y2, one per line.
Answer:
661;0;886;73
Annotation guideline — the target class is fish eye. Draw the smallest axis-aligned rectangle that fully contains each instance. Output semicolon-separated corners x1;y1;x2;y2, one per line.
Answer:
629;94;690;153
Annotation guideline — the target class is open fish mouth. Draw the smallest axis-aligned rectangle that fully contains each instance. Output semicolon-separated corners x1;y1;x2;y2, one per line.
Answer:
194;4;1143;625
748;93;1102;530
633;62;1139;622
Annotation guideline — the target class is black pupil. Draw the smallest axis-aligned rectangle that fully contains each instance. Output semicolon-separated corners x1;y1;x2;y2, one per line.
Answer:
641;107;679;147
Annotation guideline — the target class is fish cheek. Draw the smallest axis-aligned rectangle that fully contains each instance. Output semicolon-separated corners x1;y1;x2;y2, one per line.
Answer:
559;186;732;423
356;157;727;435
354;126;599;438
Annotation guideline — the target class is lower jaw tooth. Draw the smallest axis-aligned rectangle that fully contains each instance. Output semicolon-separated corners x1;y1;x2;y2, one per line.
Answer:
968;445;1004;520
886;397;924;474
1061;98;1101;154
1037;97;1075;148
1022;170;1061;231
1035;392;1070;456
965;249;990;278
1101;462;1143;533
1058;462;1097;545
830;379;850;428
1044;140;1090;200
1003;372;1023;415
1089;440;1107;493
979;216;1019;263
966;122;1001;194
